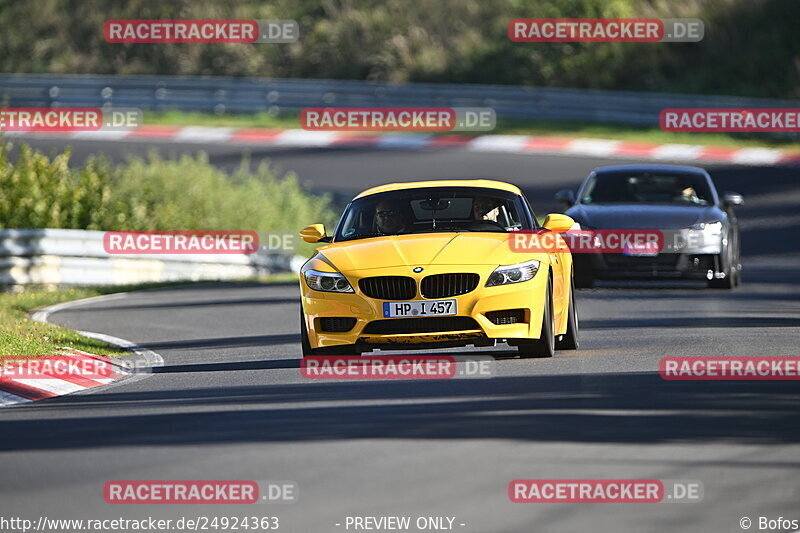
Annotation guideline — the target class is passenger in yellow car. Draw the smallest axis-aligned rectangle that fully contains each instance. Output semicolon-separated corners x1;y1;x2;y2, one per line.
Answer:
472;196;500;222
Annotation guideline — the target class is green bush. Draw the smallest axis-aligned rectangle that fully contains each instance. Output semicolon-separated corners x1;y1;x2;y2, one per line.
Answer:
0;141;336;235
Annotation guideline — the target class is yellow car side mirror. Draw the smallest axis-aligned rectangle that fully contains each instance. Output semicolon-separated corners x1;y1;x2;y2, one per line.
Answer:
300;224;327;243
542;214;575;233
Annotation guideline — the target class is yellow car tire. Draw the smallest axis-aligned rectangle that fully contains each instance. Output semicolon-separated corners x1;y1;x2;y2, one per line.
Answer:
517;279;555;359
555;279;579;350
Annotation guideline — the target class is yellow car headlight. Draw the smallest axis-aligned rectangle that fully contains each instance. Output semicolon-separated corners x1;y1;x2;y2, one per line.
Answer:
304;269;354;293
486;260;540;287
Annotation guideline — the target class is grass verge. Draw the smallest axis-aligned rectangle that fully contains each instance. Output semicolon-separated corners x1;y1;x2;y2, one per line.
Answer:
145;111;800;151
1;287;131;357
0;275;300;358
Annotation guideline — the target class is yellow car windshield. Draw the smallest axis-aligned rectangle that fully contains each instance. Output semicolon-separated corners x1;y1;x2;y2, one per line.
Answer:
335;187;533;241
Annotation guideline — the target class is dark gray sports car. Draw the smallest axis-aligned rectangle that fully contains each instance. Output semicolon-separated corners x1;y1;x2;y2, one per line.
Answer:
556;164;743;289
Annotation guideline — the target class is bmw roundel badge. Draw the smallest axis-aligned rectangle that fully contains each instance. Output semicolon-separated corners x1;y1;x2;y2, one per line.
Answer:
413;267;423;273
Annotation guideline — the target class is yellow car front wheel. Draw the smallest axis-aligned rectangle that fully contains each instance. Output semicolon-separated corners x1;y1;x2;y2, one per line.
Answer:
555;279;579;350
517;279;555;358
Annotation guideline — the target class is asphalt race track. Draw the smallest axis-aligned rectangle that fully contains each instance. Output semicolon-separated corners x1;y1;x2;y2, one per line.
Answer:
2;137;800;531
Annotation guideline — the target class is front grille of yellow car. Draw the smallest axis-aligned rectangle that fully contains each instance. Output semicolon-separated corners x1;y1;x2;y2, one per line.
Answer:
318;317;357;332
485;309;526;325
359;276;417;300
420;273;480;299
362;316;480;334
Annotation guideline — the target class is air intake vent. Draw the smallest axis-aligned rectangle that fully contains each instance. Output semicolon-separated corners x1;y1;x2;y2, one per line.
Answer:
486;309;525;325
318;317;357;332
359;276;416;300
421;273;480;298
362;316;480;334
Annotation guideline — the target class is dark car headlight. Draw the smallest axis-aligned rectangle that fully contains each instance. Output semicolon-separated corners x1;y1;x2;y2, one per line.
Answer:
486;260;540;287
690;221;723;234
688;221;724;243
304;269;354;293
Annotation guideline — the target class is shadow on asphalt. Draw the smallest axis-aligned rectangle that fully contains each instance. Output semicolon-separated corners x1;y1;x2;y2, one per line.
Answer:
3;371;800;451
57;296;300;312
148;352;520;374
129;334;301;351
576;289;800;302
152;358;301;373
582;316;800;329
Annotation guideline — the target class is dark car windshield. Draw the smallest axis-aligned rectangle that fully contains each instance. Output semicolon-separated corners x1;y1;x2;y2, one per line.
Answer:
334;187;532;242
580;172;714;206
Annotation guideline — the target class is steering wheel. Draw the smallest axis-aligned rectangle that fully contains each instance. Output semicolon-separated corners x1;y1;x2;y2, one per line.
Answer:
470;220;506;231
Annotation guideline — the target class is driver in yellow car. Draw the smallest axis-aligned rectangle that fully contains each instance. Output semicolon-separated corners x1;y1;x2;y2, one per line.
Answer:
374;200;408;234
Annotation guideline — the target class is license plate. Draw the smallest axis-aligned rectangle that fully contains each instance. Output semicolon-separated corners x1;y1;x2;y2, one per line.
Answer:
383;299;457;318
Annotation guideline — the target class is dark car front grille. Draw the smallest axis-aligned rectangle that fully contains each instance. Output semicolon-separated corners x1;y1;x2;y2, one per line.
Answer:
362;316;480;335
603;253;680;270
420;273;480;299
318;317;357;332
359;276;417;300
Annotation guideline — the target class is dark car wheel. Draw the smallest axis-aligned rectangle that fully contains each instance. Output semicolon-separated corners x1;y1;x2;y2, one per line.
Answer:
733;239;743;287
555;279;579;350
708;243;736;289
708;275;733;289
519;280;555;358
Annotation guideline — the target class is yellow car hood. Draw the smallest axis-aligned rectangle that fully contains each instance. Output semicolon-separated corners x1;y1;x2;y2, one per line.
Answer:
317;233;540;272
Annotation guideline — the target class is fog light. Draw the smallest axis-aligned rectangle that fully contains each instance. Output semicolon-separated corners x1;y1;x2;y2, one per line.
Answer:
486;309;526;325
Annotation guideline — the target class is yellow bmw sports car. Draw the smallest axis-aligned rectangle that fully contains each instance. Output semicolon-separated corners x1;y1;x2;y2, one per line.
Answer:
298;180;579;358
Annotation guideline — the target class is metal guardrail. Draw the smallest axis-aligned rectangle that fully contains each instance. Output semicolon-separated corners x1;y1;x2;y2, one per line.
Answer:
0;229;301;286
1;73;798;127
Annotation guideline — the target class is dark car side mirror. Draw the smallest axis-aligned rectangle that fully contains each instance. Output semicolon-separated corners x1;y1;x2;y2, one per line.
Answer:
723;192;744;207
554;189;576;207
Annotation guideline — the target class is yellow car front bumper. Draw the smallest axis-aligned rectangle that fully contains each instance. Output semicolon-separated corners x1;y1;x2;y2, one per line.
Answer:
300;264;551;350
